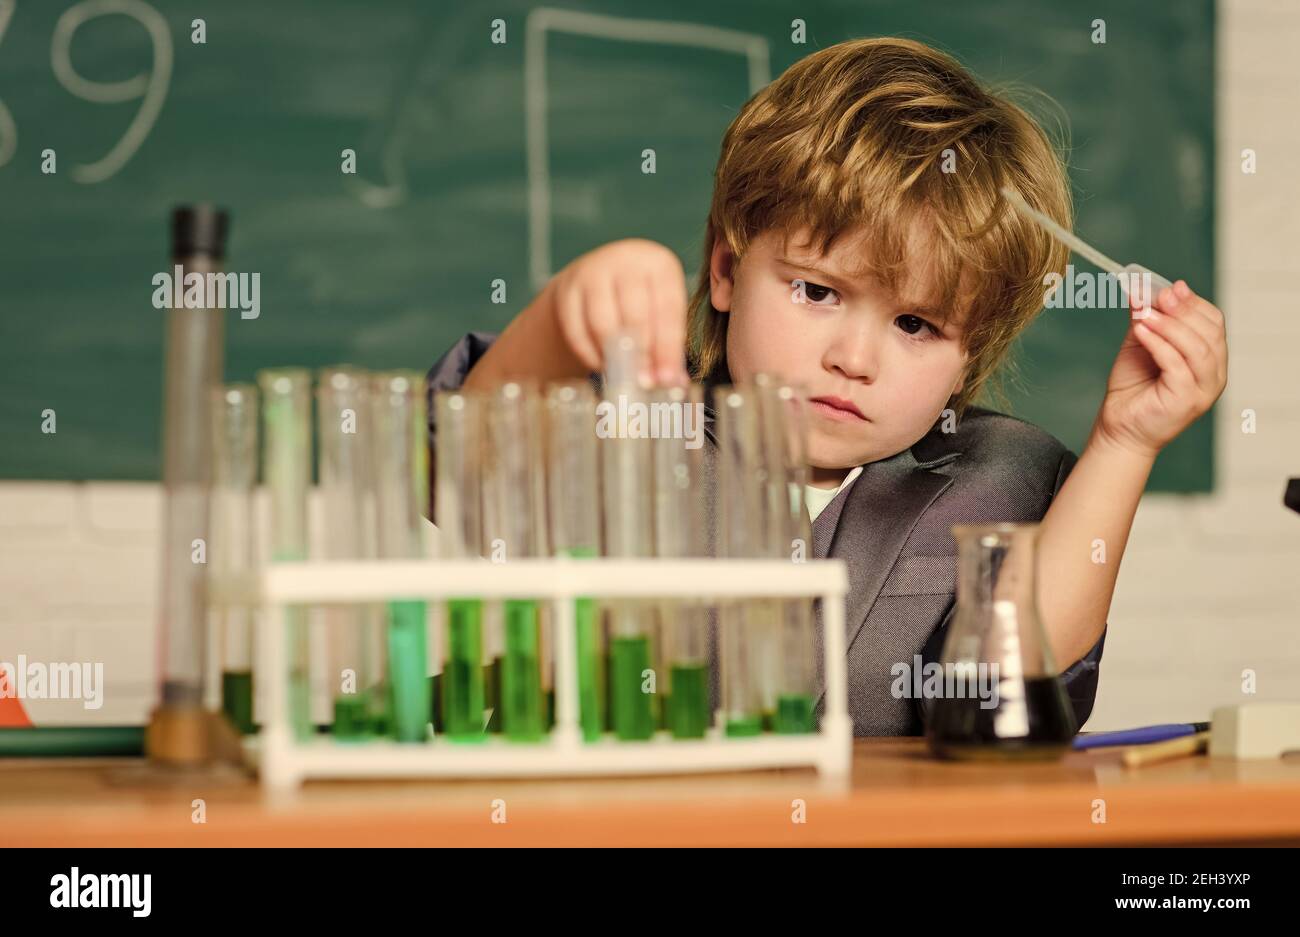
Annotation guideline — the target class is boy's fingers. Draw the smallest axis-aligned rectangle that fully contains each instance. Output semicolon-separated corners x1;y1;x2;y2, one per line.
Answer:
1167;279;1225;333
555;281;601;371
1128;287;1154;317
649;272;689;386
1141;311;1217;392
1133;321;1196;396
615;277;655;384
1152;287;1221;358
583;278;621;368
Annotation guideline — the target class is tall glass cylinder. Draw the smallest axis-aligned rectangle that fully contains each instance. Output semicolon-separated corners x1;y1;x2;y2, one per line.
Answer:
435;390;487;741
546;381;604;741
149;205;227;764
714;385;766;736
258;367;313;741
211;383;258;735
483;381;547;742
760;380;816;733
601;334;657;740
318;366;387;739
651;384;709;739
372;371;431;743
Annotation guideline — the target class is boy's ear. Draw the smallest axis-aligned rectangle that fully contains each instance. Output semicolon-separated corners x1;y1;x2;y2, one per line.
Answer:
709;238;737;313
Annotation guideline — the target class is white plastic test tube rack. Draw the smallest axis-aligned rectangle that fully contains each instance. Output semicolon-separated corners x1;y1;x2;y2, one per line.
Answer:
251;556;852;789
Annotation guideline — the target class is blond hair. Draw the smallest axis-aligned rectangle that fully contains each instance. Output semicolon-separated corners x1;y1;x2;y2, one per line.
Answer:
688;37;1072;419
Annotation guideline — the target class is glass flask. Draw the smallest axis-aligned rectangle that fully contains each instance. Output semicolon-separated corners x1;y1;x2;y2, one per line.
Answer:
927;522;1077;760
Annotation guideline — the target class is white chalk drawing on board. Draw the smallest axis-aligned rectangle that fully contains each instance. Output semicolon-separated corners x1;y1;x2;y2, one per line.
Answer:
344;4;481;210
50;0;172;184
524;8;770;291
0;0;16;169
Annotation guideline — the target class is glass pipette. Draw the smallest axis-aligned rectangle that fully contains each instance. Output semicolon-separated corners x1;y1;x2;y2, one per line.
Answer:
1000;185;1172;307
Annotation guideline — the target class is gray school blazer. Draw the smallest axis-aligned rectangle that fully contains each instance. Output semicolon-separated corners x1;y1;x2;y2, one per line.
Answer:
426;331;1106;737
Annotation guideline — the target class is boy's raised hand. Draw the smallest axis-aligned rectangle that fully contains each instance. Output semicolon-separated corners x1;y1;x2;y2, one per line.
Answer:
1093;280;1228;459
548;238;691;387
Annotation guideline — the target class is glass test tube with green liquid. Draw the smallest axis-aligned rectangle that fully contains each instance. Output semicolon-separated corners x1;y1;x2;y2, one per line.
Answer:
212;384;258;735
373;372;431;743
651;384;710;739
258;368;314;741
758;380;817;734
546;382;604;741
484;382;547;742
602;333;657;740
434;391;487;741
318;367;389;740
715;385;768;736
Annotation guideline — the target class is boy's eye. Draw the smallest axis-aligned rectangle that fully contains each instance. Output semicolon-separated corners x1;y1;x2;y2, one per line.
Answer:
796;280;840;305
896;314;939;339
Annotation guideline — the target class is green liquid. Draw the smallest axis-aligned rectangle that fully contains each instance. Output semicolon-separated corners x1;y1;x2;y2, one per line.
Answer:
428;674;442;734
287;603;313;741
387;599;430;743
725;714;764;738
368;681;393;737
290;671;312;742
560;549;604;742
444;598;486;740
221;670;256;735
603;644;614;733
610;635;655;741
332;694;371;740
669;663;709;739
502;599;543;742
774;693;816;734
484;657;502;733
575;596;604;741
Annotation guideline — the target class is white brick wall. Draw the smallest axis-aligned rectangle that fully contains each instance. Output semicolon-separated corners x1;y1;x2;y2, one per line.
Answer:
1;0;1295;731
0;483;159;724
0;483;441;725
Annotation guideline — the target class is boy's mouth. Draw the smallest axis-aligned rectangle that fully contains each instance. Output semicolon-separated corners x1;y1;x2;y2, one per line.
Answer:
809;395;867;422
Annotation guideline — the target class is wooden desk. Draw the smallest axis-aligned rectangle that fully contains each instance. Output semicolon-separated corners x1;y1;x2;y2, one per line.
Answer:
2;739;1299;846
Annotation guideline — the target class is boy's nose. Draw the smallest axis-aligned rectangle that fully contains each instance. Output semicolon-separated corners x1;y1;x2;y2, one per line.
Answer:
823;324;880;383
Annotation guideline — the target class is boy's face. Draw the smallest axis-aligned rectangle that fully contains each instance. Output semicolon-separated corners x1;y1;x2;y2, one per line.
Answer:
710;226;969;485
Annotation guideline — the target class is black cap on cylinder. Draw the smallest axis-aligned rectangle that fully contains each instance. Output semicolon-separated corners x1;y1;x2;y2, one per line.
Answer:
171;204;229;260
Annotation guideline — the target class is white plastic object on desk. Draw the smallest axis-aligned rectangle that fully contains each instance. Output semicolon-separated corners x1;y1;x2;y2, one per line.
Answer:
1209;702;1300;759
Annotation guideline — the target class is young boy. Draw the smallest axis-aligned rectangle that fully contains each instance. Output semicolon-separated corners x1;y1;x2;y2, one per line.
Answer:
426;38;1227;736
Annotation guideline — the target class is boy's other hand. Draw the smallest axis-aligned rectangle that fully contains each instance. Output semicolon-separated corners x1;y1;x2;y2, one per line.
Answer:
1093;280;1228;460
548;238;691;387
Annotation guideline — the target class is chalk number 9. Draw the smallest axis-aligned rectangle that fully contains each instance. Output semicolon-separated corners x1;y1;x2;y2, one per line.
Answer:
0;0;171;181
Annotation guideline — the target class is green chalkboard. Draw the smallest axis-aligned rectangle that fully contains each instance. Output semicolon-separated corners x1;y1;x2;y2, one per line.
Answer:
0;0;1214;489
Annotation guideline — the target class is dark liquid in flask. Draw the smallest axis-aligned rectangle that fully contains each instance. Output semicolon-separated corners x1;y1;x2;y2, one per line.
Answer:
927;675;1076;761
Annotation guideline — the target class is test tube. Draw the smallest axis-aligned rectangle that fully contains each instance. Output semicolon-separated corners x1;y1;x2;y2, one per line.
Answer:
435;390;487;741
211;383;258;735
483;382;547;741
760;380;817;733
601;333;657;740
318;366;388;740
149;205;227;764
546;381;604;741
258;367;314;741
372;371;431;743
714;385;767;736
651;384;710;739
